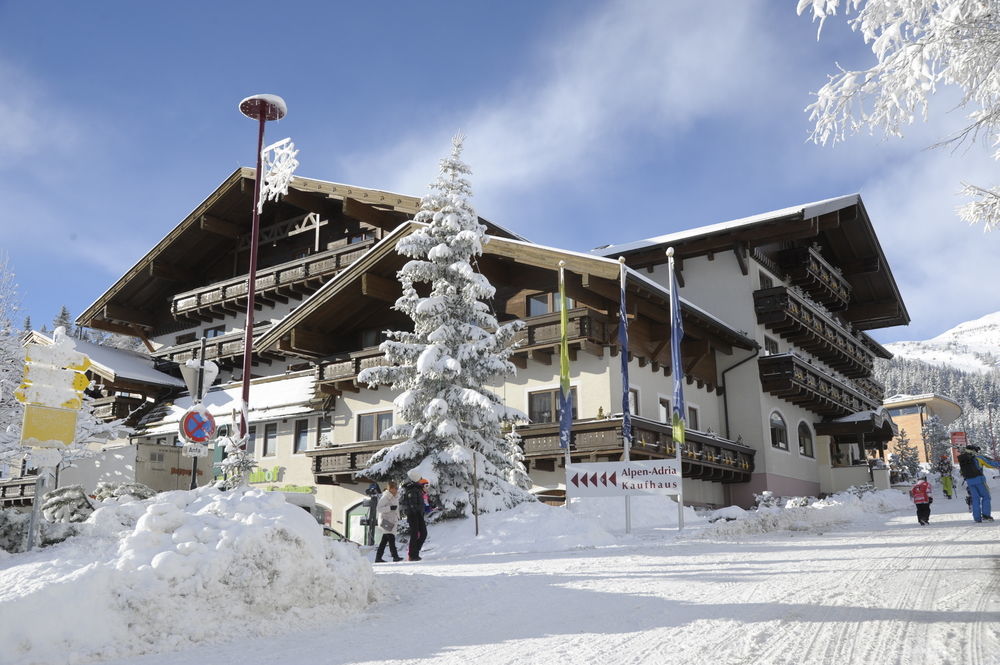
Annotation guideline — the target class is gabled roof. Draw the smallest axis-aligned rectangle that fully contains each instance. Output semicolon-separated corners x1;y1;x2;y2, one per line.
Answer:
255;222;756;355
76;168;526;336
593;195;909;331
24;332;183;389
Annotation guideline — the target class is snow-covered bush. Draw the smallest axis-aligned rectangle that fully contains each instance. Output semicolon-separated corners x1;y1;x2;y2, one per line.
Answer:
93;480;156;502
0;508;76;553
42;485;94;523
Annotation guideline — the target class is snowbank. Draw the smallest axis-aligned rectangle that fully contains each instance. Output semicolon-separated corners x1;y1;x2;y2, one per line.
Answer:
703;489;912;537
0;486;374;665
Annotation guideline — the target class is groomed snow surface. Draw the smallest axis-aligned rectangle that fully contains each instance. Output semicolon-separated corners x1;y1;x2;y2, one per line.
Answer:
3;479;999;665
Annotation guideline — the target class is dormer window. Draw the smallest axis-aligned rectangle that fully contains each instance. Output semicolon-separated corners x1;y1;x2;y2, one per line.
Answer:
527;292;575;317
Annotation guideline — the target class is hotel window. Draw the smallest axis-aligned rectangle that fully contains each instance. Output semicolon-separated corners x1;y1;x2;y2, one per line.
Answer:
528;387;578;424
764;336;780;356
262;423;277;457
770;412;788;450
349;230;374;245
687;406;700;431
361;329;388;349
175;332;196;345
294;420;309;454
527;292;575;317
759;272;774;289
798;422;814;458
628;389;639;416
659;397;671;424
204;325;226;339
246;427;256;455
358;411;393;441
317;418;329;447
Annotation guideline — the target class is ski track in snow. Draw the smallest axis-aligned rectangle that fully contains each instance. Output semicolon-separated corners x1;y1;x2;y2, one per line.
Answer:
91;499;1000;665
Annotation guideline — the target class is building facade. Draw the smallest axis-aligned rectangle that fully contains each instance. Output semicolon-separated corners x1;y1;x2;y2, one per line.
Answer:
60;172;909;535
883;393;962;464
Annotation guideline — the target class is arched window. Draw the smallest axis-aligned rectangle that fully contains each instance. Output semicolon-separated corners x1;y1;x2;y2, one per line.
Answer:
798;422;814;458
770;412;788;450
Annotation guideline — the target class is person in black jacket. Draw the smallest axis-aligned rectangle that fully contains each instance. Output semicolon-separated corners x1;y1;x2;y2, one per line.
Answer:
400;469;429;561
958;445;994;523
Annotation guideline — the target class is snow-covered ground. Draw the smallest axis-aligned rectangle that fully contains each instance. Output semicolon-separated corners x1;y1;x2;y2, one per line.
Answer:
3;480;1000;665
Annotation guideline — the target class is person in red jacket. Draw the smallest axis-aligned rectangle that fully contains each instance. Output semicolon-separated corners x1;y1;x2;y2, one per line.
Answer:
910;477;933;525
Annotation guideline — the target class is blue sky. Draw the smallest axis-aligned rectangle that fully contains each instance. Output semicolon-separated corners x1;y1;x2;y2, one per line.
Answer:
1;1;994;344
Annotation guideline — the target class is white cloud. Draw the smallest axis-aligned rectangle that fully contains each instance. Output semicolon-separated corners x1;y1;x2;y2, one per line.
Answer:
339;1;778;210
0;61;83;161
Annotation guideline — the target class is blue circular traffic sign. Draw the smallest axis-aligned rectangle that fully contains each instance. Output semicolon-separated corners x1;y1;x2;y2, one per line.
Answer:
180;408;216;444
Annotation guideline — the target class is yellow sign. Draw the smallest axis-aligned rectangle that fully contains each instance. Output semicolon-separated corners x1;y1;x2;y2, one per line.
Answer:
15;342;91;410
20;404;78;446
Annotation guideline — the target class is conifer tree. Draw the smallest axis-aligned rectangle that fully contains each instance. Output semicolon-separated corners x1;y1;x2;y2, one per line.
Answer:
889;429;920;481
357;135;533;518
921;415;952;472
0;254;24;460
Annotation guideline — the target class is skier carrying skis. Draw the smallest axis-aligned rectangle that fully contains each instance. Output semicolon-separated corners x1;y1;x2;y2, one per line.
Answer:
958;445;994;523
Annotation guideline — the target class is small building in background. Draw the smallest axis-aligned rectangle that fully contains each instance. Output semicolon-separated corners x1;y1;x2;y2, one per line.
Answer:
883;393;962;463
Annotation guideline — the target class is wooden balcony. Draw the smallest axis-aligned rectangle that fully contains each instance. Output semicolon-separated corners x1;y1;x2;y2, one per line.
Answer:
517;416;755;484
306;439;401;484
754;286;875;378
775;245;851;311
851;376;886;405
314;308;611;395
758;353;879;417
0;477;37;507
171;239;375;323
90;395;148;424
304;417;755;485
150;324;274;367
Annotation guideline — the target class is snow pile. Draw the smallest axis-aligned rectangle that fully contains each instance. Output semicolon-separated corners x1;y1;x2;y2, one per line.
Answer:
0;486;374;665
704;488;912;537
569;494;705;530
427;501;618;558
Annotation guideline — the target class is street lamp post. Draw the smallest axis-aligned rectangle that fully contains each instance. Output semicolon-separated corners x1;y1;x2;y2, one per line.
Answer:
236;94;286;451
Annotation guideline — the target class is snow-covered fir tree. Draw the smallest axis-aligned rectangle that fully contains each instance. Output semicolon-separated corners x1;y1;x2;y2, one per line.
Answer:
41;485;94;523
0;253;25;462
799;0;1000;230
921;415;952;470
357;135;533;519
888;429;920;481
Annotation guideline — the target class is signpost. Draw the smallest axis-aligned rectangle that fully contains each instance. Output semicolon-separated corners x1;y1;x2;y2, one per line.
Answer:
14;329;90;550
566;460;682;498
178;338;217;489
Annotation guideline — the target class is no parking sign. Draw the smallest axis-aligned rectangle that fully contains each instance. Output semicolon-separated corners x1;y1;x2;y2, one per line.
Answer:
180;406;216;444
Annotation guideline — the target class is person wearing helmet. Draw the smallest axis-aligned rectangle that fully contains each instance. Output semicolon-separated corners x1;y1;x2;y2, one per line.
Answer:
400;468;429;560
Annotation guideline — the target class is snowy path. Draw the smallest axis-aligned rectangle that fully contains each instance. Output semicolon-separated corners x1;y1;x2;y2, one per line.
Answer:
98;498;1000;665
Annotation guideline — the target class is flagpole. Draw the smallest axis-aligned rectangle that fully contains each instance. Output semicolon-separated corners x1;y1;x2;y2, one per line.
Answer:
619;257;632;535
558;261;573;509
668;247;684;530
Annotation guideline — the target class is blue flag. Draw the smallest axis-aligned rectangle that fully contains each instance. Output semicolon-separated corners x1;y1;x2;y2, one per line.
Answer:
669;256;685;448
619;261;632;447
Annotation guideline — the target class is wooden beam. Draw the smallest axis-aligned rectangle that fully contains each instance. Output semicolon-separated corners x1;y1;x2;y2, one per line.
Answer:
343;197;407;230
530;349;553;365
361;273;400;303
200;215;242;238
839;256;881;275
130;324;155;352
148;260;188;282
510;354;527;369
289;328;334;356
280;189;341;219
733;243;748;276
103;303;155;328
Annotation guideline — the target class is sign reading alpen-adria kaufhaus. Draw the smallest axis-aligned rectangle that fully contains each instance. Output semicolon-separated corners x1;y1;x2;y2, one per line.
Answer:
566;460;682;497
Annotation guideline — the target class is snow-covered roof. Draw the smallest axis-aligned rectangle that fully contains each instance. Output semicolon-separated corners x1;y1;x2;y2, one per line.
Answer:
25;332;184;389
592;194;860;257
138;373;315;436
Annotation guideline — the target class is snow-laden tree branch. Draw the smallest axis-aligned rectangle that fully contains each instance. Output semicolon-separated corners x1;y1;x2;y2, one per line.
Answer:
799;0;1000;230
357;135;533;518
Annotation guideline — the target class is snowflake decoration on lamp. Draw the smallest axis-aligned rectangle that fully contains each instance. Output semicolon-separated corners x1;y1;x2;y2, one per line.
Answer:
258;137;299;213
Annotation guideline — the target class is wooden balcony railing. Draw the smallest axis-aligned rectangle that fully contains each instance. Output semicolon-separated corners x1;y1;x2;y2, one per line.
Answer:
754;286;874;378
315;308;611;394
758;353;879;417
90;395;147;423
150;324;271;365
0;477;37;506
517;416;755;484
775;245;851;311
171;239;376;322
305;418;755;485
851;376;886;405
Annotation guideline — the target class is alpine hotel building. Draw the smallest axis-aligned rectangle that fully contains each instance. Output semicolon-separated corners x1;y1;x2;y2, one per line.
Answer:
52;169;906;538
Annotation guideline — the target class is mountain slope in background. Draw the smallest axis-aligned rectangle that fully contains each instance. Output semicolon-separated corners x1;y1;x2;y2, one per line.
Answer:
886;311;1000;374
877;311;1000;453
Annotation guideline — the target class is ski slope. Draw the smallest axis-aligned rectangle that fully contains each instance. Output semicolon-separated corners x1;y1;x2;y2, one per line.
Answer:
93;491;1000;665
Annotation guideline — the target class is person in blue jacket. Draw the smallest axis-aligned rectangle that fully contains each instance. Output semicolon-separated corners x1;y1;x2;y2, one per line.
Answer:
958;445;994;523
